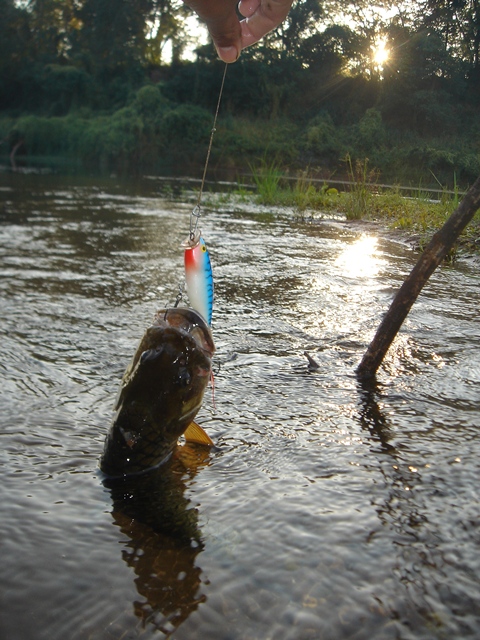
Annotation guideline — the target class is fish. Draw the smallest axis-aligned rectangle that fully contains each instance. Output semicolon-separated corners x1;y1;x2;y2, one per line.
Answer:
100;307;215;478
184;232;214;326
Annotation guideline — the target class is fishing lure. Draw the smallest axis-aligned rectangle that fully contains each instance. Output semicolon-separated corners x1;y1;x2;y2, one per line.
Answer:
184;231;214;326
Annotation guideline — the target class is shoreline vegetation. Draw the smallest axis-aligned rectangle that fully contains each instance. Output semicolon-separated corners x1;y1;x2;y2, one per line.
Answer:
202;159;480;261
1;153;479;261
1;91;479;261
1;96;479;192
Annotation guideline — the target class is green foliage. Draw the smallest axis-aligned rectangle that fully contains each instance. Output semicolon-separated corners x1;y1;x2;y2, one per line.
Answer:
407;146;456;177
305;112;340;160
2;96;218;170
220;164;479;257
356;108;387;155
410;89;458;136
0;0;479;184
90;108;144;168
291;171;333;212
0;116;14;142
273;0;323;54
248;160;339;213
0;0;32;110
160;104;211;145
39;65;91;115
133;84;170;119
73;0;157;77
11;115;70;155
215;117;299;166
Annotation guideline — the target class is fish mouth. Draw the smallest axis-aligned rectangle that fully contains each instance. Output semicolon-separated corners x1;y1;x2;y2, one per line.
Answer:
154;308;215;358
113;307;215;413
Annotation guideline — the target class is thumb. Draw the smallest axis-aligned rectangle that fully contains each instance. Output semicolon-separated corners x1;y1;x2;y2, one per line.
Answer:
215;44;241;63
183;0;242;62
207;16;242;62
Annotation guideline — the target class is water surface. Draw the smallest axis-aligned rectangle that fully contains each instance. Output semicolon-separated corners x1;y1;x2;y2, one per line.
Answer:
1;174;479;639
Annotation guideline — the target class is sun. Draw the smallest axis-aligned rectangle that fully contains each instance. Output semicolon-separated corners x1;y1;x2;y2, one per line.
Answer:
373;40;390;68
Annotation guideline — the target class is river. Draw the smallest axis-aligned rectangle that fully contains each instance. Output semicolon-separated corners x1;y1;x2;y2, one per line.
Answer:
1;173;479;640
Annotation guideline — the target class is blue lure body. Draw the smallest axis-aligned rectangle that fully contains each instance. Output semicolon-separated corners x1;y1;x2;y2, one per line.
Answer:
184;235;214;326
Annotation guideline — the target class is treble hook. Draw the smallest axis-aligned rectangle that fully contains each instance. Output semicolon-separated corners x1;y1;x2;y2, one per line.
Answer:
173;283;184;308
163;284;184;319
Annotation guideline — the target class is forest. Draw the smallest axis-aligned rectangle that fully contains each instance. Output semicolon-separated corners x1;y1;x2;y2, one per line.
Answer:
1;0;480;187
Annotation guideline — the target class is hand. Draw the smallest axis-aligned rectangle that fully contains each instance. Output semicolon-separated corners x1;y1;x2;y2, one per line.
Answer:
183;0;294;63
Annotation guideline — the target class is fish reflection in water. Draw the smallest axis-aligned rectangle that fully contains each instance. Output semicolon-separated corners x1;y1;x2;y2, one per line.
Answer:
104;443;212;636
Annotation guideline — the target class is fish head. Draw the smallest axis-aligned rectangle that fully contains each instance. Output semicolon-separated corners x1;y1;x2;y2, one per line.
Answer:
155;307;214;357
117;308;214;439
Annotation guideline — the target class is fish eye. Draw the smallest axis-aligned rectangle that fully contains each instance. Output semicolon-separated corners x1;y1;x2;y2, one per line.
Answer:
201;244;206;252
177;368;191;387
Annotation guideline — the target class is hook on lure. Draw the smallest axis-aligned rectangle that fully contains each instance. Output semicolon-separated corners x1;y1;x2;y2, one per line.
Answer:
189;205;202;246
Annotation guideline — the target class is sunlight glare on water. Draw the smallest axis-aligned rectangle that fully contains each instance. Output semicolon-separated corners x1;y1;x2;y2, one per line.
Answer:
335;234;385;278
0;173;479;640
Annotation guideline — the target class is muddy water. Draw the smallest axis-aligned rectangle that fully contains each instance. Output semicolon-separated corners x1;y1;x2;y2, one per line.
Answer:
1;174;479;640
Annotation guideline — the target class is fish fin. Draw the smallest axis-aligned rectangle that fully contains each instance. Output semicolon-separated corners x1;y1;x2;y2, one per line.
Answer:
184;421;214;446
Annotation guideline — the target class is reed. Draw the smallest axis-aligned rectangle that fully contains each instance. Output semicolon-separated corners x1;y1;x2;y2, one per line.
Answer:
343;154;378;220
249;157;284;205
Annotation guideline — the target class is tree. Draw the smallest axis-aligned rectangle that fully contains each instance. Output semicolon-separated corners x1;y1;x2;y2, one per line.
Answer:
0;0;33;109
25;0;76;64
71;0;154;76
145;0;195;65
419;0;480;70
244;0;323;58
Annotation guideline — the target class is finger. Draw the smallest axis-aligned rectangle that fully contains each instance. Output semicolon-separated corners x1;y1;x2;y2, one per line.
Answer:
216;43;241;62
237;0;261;18
240;0;293;47
183;0;242;62
206;13;242;53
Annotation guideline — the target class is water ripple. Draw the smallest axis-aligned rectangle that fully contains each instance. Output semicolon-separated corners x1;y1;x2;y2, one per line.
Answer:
1;174;479;640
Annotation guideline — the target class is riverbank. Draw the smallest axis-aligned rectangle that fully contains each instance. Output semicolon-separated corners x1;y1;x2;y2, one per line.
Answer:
201;171;480;262
1;91;480;191
2;162;478;260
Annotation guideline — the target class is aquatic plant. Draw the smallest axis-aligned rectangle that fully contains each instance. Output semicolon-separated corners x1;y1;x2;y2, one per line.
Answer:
249;157;284;205
343;154;379;220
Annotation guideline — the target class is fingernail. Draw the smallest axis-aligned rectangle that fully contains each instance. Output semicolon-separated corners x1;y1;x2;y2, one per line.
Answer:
216;45;240;63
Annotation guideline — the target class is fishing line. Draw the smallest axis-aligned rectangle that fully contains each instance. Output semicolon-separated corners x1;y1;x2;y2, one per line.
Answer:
172;64;227;310
189;62;228;243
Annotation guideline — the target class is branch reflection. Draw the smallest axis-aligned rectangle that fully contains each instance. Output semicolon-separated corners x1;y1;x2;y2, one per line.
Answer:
356;379;444;627
356;377;396;454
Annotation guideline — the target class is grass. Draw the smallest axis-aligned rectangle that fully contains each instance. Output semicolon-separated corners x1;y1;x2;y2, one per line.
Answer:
343;155;379;220
230;159;480;259
249;161;341;212
249;158;283;205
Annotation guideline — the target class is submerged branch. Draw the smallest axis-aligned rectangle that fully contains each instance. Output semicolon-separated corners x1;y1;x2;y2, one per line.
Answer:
357;173;480;380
